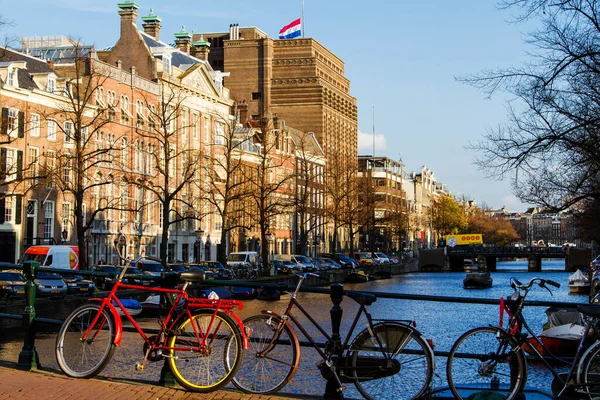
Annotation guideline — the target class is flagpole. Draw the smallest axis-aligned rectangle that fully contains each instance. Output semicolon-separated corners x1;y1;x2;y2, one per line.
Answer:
302;0;305;38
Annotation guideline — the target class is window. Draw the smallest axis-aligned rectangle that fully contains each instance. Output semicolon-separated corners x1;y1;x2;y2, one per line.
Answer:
4;196;12;223
120;95;130;124
251;92;262;101
61;203;71;240
181;111;188;145
63;157;71;183
44;201;55;239
121;138;129;169
7;108;18;137
47;77;55;93
204;117;210;143
136;100;145;128
45;150;55;188
215;122;225;145
47;120;57;141
28;147;39;184
163;56;171;74
64;121;74;146
30;114;40;137
96;87;105;106
7;69;14;86
3;148;17;181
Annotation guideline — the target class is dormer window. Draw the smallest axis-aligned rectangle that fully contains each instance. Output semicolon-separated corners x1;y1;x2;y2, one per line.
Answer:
7;69;15;86
47;77;55;93
163;55;171;74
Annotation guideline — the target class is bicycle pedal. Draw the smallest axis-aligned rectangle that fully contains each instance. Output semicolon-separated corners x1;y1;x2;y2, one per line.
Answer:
337;385;346;392
135;362;145;371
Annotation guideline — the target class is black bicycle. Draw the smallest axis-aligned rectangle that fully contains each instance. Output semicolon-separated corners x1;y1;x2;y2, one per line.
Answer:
446;276;600;399
231;273;435;399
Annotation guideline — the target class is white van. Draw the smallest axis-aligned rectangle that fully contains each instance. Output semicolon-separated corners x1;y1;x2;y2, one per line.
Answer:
20;245;80;270
227;251;261;269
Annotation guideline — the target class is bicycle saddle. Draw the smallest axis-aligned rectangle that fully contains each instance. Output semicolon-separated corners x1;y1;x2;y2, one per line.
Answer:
179;271;207;283
578;304;600;317
347;291;377;306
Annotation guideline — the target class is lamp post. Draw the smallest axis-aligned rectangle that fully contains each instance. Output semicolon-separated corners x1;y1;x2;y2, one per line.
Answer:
269;233;275;260
195;228;204;262
61;228;68;244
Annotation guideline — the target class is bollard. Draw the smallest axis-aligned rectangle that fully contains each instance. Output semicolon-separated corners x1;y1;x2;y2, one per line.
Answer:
324;283;344;399
159;359;177;387
17;260;41;370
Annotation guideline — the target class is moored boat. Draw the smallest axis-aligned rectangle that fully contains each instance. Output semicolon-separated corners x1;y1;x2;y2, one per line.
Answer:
256;288;281;301
345;270;369;283
232;286;257;300
523;307;584;357
463;272;493;289
568;269;590;294
114;298;143;317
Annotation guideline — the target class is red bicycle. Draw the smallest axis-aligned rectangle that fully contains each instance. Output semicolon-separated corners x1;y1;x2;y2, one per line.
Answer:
55;238;247;392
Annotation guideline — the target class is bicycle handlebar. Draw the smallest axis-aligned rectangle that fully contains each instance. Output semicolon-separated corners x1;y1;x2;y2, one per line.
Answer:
510;276;561;291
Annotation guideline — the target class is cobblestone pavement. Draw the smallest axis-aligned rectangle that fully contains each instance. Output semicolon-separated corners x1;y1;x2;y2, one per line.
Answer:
0;363;319;400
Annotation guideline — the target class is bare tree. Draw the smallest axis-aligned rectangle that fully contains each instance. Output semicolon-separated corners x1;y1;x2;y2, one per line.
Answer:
41;44;118;269
241;115;295;272
125;81;200;266
201;107;253;264
463;0;600;210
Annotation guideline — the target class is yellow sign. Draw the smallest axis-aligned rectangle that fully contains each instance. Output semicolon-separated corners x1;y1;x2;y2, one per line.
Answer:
445;234;483;246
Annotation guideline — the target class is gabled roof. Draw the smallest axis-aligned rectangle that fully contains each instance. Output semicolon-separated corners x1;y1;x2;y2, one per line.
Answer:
0;47;55;90
139;30;209;70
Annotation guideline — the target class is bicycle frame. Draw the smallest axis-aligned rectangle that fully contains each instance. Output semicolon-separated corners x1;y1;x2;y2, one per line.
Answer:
81;271;248;353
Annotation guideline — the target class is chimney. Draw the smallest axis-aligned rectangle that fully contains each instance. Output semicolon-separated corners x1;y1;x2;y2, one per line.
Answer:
191;35;211;61
174;26;192;54
141;8;162;41
117;0;139;38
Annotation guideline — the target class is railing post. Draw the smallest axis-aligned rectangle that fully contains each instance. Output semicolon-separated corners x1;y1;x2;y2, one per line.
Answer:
324;283;344;399
17;260;40;370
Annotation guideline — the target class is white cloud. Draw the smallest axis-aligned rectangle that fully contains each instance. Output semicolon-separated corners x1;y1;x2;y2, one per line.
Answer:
358;130;387;155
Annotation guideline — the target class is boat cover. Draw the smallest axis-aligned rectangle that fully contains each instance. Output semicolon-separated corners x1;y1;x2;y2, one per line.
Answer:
569;269;588;283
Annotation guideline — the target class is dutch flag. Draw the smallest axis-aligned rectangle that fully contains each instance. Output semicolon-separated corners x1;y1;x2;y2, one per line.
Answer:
279;18;302;39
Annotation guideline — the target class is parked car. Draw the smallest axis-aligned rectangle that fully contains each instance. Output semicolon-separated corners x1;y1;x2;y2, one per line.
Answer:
271;260;298;274
197;261;232;280
278;254;316;271
0;270;26;300
167;263;188;273
187;264;216;280
123;267;155;287
388;254;400;264
373;252;391;265
34;271;68;297
311;258;329;271
63;274;96;295
329;253;355;269
92;265;121;291
134;258;166;277
321;258;342;270
352;253;374;266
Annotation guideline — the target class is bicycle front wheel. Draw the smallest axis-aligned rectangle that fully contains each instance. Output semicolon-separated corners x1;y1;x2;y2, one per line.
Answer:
578;339;600;396
166;310;243;392
446;326;527;400
349;322;434;399
55;303;116;378
232;314;301;394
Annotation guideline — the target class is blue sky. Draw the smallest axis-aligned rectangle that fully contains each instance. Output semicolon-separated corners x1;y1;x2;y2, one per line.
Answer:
0;0;536;211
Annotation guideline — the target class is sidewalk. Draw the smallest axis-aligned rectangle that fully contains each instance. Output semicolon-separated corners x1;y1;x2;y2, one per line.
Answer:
0;363;314;400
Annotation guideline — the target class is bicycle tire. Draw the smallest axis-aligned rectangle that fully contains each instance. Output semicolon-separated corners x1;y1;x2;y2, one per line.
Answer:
446;326;527;400
578;339;600;396
166;310;243;392
232;314;301;394
349;321;434;399
55;303;116;378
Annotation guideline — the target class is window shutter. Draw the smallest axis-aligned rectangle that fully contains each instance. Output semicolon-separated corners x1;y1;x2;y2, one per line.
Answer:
1;108;7;135
15;195;22;224
18;111;24;138
0;148;6;181
16;150;22;180
0;198;5;224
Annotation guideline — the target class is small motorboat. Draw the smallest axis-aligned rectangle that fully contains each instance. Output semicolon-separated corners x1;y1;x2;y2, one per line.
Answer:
345;270;369;283
371;270;392;280
256;288;281;301
523;307;584;358
463;271;492;289
140;294;161;316
568;269;590;294
198;287;234;299
114;299;143;317
233;287;257;300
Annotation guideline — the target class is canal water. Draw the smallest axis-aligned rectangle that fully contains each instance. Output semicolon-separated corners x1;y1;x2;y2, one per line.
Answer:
0;259;587;398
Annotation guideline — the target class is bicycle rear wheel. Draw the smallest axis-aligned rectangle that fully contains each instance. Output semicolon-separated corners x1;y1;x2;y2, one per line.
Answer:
55;303;116;378
349;321;434;399
232;314;301;394
446;326;527;400
166;310;242;392
578;339;600;396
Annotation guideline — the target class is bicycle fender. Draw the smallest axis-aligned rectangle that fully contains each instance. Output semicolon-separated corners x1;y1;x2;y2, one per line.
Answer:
577;340;600;381
88;298;124;345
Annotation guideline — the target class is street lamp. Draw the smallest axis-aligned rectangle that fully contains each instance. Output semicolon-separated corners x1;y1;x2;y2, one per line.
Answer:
61;228;68;244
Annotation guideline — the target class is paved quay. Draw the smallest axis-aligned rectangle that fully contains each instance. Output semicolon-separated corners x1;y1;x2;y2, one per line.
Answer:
0;364;316;400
